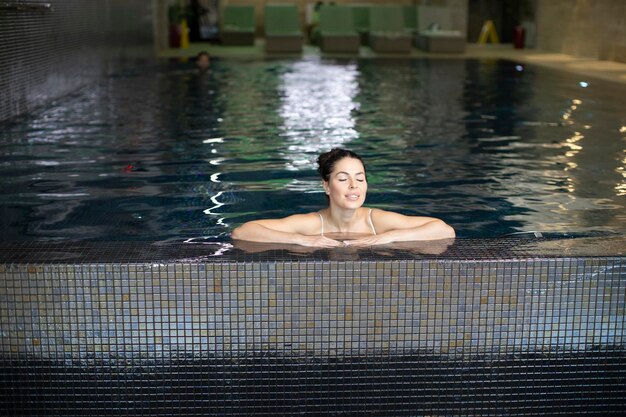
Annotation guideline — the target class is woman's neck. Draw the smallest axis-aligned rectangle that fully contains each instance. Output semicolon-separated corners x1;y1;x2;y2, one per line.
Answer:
324;207;361;233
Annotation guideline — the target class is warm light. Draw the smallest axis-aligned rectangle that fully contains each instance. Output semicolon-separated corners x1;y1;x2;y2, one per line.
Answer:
560;133;583;161
567;132;584;143
620;126;626;133
572;99;582;105
616;157;626;196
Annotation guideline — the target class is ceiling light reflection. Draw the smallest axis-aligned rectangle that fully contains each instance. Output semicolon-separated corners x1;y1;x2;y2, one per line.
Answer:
278;58;360;171
616;156;626;196
203;190;228;227
203;137;224;144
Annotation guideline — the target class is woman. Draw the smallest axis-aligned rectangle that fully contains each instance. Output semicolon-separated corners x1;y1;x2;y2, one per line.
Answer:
231;148;455;247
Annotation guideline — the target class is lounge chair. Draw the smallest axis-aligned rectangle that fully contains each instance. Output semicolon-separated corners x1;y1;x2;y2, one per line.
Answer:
416;5;466;53
403;5;418;39
264;4;303;53
369;5;412;53
319;5;360;53
221;5;255;46
350;4;370;46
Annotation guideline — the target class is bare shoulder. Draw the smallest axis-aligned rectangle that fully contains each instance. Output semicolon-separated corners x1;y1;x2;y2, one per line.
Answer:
252;212;321;235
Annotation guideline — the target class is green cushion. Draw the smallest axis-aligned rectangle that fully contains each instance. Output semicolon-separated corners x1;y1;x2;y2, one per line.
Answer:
370;31;410;40
351;5;370;32
222;5;255;32
370;5;404;33
403;5;417;30
265;5;301;35
319;5;357;35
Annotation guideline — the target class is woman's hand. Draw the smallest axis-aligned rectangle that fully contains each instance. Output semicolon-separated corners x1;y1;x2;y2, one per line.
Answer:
298;235;345;248
342;233;396;247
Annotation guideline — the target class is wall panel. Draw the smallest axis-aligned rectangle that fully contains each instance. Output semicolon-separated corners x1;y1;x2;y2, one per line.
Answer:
0;0;154;123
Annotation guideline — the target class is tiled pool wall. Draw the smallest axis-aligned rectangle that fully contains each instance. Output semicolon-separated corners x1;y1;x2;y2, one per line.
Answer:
0;0;153;123
1;254;625;415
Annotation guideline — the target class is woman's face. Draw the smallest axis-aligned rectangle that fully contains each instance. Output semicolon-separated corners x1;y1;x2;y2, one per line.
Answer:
323;157;367;210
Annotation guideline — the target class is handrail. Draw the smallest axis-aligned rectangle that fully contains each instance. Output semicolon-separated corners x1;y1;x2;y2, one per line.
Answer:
0;2;52;12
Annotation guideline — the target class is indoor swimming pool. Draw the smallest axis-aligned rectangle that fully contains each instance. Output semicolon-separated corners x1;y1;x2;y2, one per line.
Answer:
1;57;625;416
0;57;624;242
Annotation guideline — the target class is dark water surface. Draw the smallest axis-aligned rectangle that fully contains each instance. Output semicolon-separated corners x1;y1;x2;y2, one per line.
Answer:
0;58;624;242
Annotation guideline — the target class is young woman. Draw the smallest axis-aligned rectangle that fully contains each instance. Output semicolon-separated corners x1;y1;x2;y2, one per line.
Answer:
231;148;455;247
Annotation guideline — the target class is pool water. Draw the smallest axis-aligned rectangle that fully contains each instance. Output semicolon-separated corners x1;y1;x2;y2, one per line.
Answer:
0;57;624;242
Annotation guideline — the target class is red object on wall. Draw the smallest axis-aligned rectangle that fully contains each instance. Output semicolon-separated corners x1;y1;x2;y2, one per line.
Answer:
169;24;181;48
513;25;525;49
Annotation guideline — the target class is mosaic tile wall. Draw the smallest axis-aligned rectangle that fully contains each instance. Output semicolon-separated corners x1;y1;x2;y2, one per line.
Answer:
1;257;625;415
0;0;153;123
1;258;623;358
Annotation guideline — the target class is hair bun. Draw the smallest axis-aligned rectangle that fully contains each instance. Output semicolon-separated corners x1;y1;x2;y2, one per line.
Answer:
316;148;365;182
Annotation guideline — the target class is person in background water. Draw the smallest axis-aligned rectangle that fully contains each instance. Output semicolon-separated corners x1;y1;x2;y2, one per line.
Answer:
231;148;455;247
308;1;324;45
196;51;211;72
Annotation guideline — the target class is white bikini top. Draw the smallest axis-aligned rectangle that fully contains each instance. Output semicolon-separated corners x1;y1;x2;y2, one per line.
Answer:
318;209;377;236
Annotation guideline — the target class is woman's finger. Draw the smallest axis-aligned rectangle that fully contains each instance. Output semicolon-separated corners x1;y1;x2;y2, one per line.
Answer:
344;238;373;247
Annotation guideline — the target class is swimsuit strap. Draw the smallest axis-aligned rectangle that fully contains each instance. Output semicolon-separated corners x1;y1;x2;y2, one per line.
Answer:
318;212;324;236
368;208;377;235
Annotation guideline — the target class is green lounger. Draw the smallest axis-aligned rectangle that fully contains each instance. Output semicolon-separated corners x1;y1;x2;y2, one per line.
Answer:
265;4;303;53
350;4;370;45
416;5;466;53
369;5;412;53
319;5;360;53
221;5;255;46
403;5;418;38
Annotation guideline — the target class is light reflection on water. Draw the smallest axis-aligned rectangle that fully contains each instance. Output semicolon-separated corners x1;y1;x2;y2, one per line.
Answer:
278;57;360;192
0;58;624;242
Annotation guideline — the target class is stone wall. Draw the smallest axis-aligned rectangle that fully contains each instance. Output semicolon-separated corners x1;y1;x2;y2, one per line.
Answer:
536;0;626;62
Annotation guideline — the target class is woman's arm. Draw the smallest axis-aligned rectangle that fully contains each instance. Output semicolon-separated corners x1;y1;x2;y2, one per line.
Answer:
344;209;455;246
231;213;343;247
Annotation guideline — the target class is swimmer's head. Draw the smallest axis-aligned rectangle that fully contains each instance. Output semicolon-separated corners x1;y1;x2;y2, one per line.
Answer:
317;148;367;204
196;51;211;71
317;148;366;182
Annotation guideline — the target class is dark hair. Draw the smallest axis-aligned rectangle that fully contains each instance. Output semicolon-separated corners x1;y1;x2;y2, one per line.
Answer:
317;148;366;182
196;51;210;60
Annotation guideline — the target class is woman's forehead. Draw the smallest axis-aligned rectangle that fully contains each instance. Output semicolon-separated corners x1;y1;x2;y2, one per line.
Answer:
332;157;364;174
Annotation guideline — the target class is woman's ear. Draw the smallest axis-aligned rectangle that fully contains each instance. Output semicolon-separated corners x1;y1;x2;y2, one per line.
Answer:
322;180;330;195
